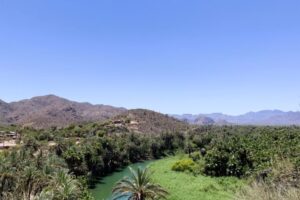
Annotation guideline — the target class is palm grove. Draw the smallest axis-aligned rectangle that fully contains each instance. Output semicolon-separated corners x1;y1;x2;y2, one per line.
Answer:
0;121;300;199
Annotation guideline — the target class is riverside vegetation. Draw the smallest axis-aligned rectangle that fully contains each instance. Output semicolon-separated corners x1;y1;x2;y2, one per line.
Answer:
0;122;299;199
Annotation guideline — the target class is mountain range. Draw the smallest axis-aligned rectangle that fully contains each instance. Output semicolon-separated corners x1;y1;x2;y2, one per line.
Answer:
1;95;300;129
173;110;300;126
0;95;188;132
0;95;126;128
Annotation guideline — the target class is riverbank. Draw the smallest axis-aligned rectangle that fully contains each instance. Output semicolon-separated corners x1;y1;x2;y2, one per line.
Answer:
90;160;154;200
90;155;245;200
149;156;245;200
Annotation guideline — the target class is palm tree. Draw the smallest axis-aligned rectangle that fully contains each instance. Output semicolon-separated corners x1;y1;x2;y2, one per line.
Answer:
15;166;46;200
50;169;80;200
112;167;168;200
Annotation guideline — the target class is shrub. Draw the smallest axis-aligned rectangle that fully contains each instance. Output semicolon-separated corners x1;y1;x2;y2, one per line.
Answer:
190;152;201;162
172;158;195;172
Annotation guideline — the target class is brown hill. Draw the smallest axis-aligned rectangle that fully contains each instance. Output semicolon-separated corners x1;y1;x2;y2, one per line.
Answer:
0;100;12;124
0;95;126;128
110;109;190;134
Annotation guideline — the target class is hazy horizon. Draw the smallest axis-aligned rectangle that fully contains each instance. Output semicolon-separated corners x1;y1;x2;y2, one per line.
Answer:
1;1;300;115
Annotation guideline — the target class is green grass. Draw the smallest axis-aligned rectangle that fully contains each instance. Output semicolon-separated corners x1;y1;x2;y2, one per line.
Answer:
149;155;245;200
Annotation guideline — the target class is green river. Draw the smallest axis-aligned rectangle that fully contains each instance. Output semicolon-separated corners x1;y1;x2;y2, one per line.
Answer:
90;161;154;200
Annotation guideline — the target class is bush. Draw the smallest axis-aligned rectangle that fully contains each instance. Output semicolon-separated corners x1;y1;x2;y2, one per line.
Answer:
172;158;195;172
190;152;201;162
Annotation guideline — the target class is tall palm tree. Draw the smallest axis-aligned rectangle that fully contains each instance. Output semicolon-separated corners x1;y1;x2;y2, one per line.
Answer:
112;167;168;200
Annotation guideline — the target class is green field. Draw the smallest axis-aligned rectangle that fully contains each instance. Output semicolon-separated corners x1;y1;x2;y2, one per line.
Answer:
149;156;245;200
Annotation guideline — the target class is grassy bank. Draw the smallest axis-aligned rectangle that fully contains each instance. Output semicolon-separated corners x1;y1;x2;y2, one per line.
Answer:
149;156;245;200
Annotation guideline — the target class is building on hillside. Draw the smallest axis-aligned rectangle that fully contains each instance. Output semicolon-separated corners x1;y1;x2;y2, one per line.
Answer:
0;131;20;149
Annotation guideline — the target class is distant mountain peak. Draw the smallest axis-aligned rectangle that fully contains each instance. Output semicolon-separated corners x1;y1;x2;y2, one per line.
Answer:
0;95;126;128
194;116;215;125
0;99;7;104
173;110;300;126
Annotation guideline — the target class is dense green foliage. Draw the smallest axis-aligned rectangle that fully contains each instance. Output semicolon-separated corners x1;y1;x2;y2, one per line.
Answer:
0;123;187;199
1;124;300;199
185;126;300;177
204;135;253;177
0;148;92;200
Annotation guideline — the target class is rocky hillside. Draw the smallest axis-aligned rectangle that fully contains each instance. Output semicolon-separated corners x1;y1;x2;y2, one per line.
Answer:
0;95;126;128
110;109;190;134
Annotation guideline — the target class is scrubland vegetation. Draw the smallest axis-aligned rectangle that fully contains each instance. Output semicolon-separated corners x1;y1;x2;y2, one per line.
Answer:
0;123;299;199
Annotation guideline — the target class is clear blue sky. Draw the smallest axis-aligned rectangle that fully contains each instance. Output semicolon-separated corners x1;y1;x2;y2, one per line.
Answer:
1;0;300;115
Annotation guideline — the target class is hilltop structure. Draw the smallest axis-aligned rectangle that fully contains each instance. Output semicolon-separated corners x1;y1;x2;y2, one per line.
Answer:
0;131;20;149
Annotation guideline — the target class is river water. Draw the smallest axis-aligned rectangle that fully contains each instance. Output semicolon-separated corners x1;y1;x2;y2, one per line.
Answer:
90;160;154;200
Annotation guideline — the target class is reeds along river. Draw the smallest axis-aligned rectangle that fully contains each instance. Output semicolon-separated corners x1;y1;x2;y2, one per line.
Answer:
90;160;154;200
